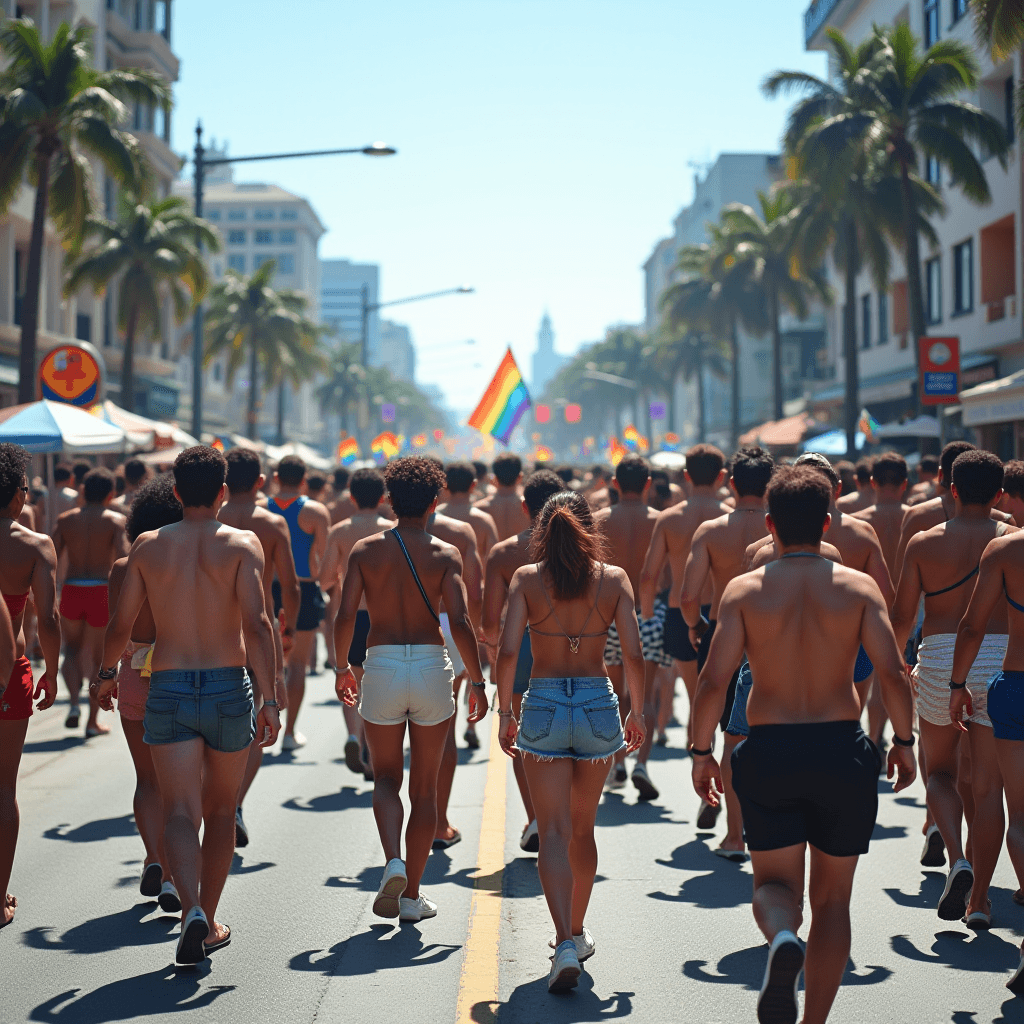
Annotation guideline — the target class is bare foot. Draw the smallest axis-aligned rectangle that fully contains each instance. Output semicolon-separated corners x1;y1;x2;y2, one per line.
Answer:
85;721;111;737
2;893;17;927
718;838;746;854
206;921;230;945
434;824;460;843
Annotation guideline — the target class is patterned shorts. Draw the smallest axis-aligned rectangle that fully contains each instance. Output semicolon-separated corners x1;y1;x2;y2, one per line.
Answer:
604;599;672;668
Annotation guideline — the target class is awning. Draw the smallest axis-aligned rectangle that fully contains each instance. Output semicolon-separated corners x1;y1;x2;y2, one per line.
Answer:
264;441;332;471
0;400;126;454
95;401;198;451
960;369;1024;427
801;429;866;455
739;412;822;448
875;415;942;439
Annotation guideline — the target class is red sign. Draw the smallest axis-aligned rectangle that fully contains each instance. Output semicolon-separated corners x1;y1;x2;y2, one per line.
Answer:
39;345;101;405
564;403;581;423
535;404;550;424
918;336;960;406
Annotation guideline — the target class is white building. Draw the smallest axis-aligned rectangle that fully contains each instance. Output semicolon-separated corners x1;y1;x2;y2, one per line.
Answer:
320;258;380;364
532;312;569;397
380;319;415;380
0;0;181;415
804;0;1017;454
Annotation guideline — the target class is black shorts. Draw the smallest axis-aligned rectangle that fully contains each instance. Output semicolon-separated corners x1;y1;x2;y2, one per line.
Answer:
731;720;882;857
348;610;371;667
272;579;326;633
663;603;711;663
696;617;717;672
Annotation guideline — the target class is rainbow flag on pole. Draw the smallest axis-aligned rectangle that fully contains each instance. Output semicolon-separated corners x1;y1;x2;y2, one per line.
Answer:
468;348;531;445
337;438;359;465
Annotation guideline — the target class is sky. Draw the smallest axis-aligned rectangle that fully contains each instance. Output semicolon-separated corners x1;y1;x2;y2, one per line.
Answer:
171;0;827;415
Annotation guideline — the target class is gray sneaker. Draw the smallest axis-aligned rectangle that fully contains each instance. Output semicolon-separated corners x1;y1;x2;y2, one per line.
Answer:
548;940;581;993
631;762;658;801
548;926;596;962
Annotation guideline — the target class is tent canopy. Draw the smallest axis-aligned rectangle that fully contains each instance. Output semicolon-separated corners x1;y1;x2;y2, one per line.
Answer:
874;415;941;439
265;441;332;471
0;400;126;454
97;401;198;452
800;429;865;456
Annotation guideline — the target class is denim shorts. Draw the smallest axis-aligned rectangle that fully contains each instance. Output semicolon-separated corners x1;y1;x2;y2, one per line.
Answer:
516;677;626;762
144;668;255;753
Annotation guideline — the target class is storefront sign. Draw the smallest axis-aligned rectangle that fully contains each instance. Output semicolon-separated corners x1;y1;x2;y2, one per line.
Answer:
39;345;101;406
918;336;960;406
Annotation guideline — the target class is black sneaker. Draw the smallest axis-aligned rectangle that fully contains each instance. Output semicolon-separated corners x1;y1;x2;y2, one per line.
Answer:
920;825;946;868
234;807;249;848
757;931;804;1024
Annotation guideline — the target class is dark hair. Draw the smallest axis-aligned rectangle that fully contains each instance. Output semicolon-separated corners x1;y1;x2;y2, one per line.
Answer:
72;461;91;484
767;467;833;547
492;453;522;487
54;464;71;484
855;458;873;484
126;474;183;542
919;455;939;476
941;441;975;484
686;444;726;487
445;461;476;495
115;475;126;495
472;460;488;481
523;469;564;520
333;467;350;491
306;473;327;495
731;446;774;498
276;454;306;487
123;458;147;486
173;445;227;508
384;457;447;518
83;467;115;504
1003;460;1024;500
615;454;650;494
871;452;908;489
531;491;605;600
0;443;30;508
225;448;262;494
795;452;840;492
952;450;1004;506
555;465;576;485
349;467;385;509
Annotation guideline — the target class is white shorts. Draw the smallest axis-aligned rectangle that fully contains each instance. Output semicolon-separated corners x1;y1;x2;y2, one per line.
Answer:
913;632;1004;728
438;612;466;675
358;645;456;727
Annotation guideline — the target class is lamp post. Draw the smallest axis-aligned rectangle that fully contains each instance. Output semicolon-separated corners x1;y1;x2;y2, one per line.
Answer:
189;122;395;440
359;285;474;365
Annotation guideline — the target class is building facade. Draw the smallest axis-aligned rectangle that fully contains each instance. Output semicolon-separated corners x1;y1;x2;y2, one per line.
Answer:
380;319;415;381
320;258;380;364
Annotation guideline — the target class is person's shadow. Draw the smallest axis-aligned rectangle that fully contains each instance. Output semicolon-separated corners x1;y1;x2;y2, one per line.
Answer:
43;815;137;843
684;945;890;989
22;905;178;955
891;928;1022;973
484;972;633;1022
282;787;373;813
289;922;461;977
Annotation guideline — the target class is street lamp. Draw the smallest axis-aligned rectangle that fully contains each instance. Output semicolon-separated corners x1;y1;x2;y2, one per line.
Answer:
359;286;474;365
189;122;396;440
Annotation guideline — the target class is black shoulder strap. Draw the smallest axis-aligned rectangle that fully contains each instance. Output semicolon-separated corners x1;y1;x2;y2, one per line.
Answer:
391;529;440;622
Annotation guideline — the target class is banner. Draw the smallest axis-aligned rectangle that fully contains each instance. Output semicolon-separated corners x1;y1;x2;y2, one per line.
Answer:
918;336;960;406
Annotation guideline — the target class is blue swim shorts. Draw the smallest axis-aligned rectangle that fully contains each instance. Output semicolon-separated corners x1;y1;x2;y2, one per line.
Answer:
516;676;626;762
854;645;873;684
987;671;1024;741
145;668;255;753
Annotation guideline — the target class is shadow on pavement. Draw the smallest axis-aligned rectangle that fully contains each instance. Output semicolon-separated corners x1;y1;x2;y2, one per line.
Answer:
259;750;316;767
22;904;177;954
871;823;908;841
282;787;373;813
23;737;85;754
502;855;544;900
655;837;749;873
883;872;945;910
29;966;234;1022
890;928;1021;973
596;792;680;828
289;922;460;976
483;971;633;1022
684;946;890;990
648;857;752;909
230;854;275;875
993;996;1024;1023
326;861;479;894
43;815;138;844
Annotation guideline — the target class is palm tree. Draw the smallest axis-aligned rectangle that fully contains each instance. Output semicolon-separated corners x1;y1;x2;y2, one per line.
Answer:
315;340;367;439
0;19;170;402
64;195;219;412
973;1;1024;61
653;325;729;443
203;260;324;441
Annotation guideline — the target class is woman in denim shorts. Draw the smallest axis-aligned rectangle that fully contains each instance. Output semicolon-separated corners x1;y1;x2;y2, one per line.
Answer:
495;492;646;993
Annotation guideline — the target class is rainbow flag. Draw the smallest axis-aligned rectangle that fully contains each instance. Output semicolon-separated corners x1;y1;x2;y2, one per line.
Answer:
468;348;531;445
371;431;400;459
858;408;880;443
412;433;428;448
337;437;359;465
607;436;627;466
211;437;225;452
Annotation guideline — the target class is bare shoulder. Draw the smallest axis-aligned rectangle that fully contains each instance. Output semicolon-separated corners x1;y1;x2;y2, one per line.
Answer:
693;512;729;544
831;561;883;598
104;508;127;526
983;532;1024;564
841;513;880;543
109;556;128;585
593;506;612;525
721;567;763;602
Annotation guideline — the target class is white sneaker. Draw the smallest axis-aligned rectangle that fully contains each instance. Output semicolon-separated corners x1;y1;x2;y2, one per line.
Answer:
938;858;974;921
281;732;306;751
520;819;539;853
399;894;438;922
548;939;582;992
548;926;596;962
372;858;407;918
757;930;803;1024
158;880;182;913
631;762;659;801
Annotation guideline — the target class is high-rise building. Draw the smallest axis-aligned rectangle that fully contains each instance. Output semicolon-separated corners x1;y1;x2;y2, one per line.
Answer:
0;0;180;414
531;312;568;397
320;259;380;364
380;320;415;381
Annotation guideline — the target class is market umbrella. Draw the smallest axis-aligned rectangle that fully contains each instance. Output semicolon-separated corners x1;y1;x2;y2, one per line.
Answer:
96;401;199;451
0;399;126;454
799;429;865;456
650;450;686;469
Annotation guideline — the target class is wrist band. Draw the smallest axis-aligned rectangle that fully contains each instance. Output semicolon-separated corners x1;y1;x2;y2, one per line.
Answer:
892;733;915;747
263;700;279;709
689;745;713;757
498;711;513;717
97;665;117;680
949;680;967;690
471;680;486;688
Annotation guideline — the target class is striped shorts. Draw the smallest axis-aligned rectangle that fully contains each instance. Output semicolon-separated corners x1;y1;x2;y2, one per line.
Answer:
913;632;1005;728
603;599;672;668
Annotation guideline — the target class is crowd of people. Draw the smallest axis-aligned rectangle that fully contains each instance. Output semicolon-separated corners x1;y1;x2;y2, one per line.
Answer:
3;437;1024;1021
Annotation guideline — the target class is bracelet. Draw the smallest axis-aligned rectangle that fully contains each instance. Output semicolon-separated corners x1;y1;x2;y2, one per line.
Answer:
498;711;513;717
892;733;915;747
263;699;280;709
471;680;487;688
949;679;967;690
689;744;713;757
97;665;117;680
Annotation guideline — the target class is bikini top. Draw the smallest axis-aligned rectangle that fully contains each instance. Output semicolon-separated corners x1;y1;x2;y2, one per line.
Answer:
529;563;610;654
1005;585;1024;614
924;523;1011;598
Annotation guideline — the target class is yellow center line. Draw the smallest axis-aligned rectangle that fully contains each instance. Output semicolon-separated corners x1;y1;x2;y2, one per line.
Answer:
455;713;508;1023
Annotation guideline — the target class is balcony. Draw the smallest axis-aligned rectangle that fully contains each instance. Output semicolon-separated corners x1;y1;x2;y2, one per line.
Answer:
804;0;850;47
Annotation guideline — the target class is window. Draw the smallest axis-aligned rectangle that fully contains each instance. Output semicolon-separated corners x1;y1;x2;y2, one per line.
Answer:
953;238;974;313
76;313;91;343
213;362;222;382
254;209;274;221
1007;77;1016;146
228;253;246;273
228;209;246;221
255;254;275;269
926;256;943;323
277;253;295;274
878;292;889;345
280;209;298;221
952;0;969;22
254;229;273;244
278;229;295;244
924;0;939;46
206;209;220;221
228;230;246;245
924;156;940;185
861;294;872;349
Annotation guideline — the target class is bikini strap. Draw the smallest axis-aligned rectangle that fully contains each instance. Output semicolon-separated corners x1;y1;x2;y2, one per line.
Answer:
924;565;979;598
391;529;440;623
1005;582;1024;614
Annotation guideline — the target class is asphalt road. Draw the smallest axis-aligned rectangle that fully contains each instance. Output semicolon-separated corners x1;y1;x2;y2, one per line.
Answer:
5;660;1024;1024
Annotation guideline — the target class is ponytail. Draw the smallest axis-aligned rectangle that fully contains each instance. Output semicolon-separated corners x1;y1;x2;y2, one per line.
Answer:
531;491;605;600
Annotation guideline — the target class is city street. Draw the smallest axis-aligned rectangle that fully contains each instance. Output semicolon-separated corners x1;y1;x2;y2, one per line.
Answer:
6;663;1024;1024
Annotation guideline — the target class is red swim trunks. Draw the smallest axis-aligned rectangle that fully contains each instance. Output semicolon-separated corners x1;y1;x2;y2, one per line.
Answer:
60;583;109;628
0;657;34;720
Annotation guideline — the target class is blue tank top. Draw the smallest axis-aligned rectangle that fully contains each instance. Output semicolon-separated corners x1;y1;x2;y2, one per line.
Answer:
268;494;314;578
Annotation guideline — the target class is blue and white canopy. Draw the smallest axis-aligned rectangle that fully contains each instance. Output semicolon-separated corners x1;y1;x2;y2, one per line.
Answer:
0;400;126;454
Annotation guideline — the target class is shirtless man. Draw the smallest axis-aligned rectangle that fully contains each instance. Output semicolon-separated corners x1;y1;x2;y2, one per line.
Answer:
481;468;564;852
218;448;300;847
98;445;279;965
320;468;391;778
907;453;940;506
438;462;499;563
998;460;1024;527
268;455;330;751
692;465;915;1024
891;450;1014;924
474;453;530;541
52;465;79;519
586;465;614;511
112;458;149;512
327;467;357;526
640;444;729;749
952;499;1024;992
679;446;774;847
52;468;127;736
594;454;666;800
835;457;875;513
334;456;486;924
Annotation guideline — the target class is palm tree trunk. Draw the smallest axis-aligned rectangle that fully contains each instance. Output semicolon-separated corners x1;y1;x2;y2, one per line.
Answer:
696;365;707;443
276;379;286;445
667;369;677;435
246;340;259;441
19;152;52;405
770;288;783;421
730;316;741;452
122;306;139;412
900;161;927;417
843;219;860;460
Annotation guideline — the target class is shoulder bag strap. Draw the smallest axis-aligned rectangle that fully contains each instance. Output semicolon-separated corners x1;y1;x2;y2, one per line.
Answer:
391;529;440;622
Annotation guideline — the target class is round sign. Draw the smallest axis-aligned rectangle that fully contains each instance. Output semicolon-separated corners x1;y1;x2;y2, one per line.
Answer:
928;341;952;366
39;346;101;405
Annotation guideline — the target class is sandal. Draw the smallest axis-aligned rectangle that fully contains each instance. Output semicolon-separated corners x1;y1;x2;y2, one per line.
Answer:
432;829;462;850
204;925;231;954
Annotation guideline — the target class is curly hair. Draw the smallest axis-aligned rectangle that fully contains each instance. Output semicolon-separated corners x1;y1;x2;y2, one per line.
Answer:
173;446;227;508
126;474;184;542
384;457;448;518
225;448;262;495
531;491;606;600
0;443;30;509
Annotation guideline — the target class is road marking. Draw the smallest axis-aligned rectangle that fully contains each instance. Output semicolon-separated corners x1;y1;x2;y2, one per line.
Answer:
455;713;508;1023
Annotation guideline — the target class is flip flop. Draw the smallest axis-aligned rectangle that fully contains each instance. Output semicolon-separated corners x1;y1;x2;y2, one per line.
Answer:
964;910;992;931
714;848;749;863
344;737;362;775
432;829;462;850
140;863;163;899
204;925;231;954
65;707;80;729
175;907;209;966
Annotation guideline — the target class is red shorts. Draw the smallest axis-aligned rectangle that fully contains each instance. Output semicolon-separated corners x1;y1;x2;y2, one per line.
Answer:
60;583;109;628
0;657;34;720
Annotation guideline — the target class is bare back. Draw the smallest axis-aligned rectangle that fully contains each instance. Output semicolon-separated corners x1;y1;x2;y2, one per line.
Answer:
321;510;393;611
428;511;482;614
218;500;293;607
328;493;357;526
595;498;659;595
685;507;769;619
650;495;728;609
437;500;499;562
53;505;127;581
0;519;57;658
853;501;908;581
475;490;530;541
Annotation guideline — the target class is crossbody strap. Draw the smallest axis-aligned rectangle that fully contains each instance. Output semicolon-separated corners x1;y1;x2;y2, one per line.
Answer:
391;529;440;622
